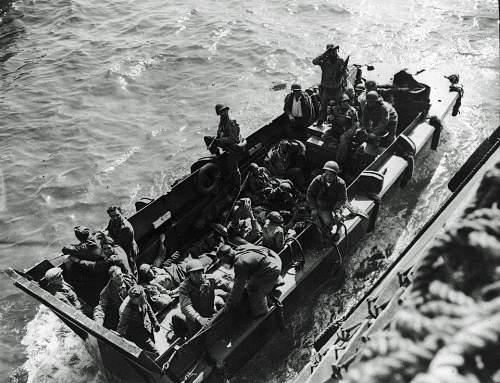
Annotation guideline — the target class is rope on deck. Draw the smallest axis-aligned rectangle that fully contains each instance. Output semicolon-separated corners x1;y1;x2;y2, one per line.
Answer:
341;163;500;383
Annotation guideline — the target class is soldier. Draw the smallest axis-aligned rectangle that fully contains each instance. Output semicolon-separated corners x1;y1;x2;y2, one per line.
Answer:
361;91;398;147
106;206;139;278
43;267;82;310
262;211;285;253
178;260;231;335
246;162;279;203
265;139;306;189
227;197;262;245
62;226;101;261
217;244;282;317
283;83;314;140
93;266;135;330
358;80;377;120
306;161;347;242
312;44;348;124
204;104;246;188
117;286;160;355
322;93;359;165
138;264;175;313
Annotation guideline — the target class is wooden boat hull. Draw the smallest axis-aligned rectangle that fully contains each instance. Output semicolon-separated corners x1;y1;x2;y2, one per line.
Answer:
5;63;459;383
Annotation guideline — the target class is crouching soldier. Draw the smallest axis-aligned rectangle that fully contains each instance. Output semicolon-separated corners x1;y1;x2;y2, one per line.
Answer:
93;266;135;330
178;260;232;335
217;244;282;318
117;286;160;355
306;160;347;242
43;267;82;310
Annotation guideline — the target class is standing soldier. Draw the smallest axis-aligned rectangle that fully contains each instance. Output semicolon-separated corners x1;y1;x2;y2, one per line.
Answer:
106;206;139;278
204;104;246;188
312;44;348;124
306;161;347;242
217;244;282;317
283;83;313;141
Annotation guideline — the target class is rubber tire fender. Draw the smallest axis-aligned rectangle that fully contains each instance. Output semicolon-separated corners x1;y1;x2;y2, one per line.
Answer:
196;162;222;194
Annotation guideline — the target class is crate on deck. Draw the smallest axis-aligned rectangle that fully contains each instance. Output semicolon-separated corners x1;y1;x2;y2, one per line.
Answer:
306;135;337;170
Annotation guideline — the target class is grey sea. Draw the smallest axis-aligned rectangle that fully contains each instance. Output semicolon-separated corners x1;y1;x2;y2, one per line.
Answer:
0;0;498;381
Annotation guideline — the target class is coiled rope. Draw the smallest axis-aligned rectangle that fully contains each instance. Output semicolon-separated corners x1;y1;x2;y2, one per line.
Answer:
341;162;500;383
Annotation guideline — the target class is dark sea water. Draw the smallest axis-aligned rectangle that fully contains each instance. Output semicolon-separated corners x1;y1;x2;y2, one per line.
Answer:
0;0;498;381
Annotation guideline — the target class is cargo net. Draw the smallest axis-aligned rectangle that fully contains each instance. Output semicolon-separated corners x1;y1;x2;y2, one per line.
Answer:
343;162;500;383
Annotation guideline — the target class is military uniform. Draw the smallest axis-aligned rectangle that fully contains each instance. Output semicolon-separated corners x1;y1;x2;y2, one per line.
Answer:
179;274;231;334
306;173;347;231
312;52;347;122
262;221;285;253
117;299;159;354
323;104;359;165
362;98;398;146
62;238;101;261
265;140;306;188
93;275;135;330
107;218;139;278
227;244;282;316
283;90;314;140
47;281;82;310
204;116;245;187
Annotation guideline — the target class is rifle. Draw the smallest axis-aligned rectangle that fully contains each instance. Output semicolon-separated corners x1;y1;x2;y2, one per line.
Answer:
336;55;350;84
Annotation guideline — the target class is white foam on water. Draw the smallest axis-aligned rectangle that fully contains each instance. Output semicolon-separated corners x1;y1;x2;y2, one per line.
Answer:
101;145;140;174
20;305;105;383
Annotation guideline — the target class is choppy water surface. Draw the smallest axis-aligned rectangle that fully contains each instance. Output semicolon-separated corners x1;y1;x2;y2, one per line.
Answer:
0;0;498;381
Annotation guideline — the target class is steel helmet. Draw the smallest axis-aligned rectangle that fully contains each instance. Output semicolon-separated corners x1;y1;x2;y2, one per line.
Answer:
44;267;63;283
186;259;204;273
215;104;229;115
279;182;293;192
267;211;284;225
249;163;259;172
340;93;350;102
291;83;302;91
323;160;340;174
366;91;379;101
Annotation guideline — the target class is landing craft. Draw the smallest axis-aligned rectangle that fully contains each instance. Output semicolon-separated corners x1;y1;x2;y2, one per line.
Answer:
6;63;462;383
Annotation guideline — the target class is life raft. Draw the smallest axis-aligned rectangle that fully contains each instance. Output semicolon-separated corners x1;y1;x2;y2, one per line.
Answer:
196;162;222;194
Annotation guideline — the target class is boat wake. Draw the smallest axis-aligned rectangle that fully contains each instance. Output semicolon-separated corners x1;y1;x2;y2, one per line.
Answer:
13;306;104;383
